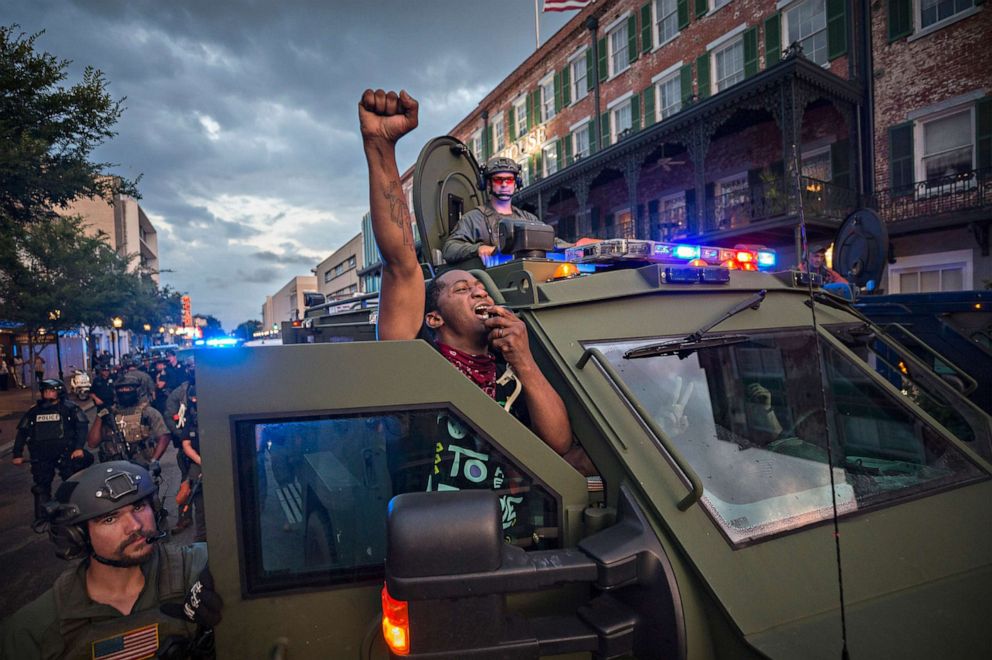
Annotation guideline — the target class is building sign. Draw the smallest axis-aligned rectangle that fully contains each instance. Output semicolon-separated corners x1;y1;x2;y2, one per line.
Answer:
499;126;547;163
181;295;193;328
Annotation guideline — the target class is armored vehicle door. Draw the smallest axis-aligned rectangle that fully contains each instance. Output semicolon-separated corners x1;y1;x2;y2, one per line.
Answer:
197;342;587;659
412;136;486;272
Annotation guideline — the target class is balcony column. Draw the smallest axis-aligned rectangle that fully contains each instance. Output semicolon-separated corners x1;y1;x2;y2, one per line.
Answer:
623;157;641;238
573;177;591;236
685;124;710;235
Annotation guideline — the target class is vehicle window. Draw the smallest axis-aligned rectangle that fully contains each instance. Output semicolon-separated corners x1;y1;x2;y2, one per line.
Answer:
589;329;985;546
827;323;991;460
233;408;561;595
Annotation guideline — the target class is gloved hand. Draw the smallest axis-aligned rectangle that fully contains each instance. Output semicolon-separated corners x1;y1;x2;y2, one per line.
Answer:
161;566;223;627
148;459;161;477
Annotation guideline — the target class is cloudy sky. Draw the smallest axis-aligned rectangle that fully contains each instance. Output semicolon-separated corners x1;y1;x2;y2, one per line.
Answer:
6;0;573;329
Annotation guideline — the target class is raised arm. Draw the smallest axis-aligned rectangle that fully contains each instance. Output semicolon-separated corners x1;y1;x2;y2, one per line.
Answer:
359;88;424;341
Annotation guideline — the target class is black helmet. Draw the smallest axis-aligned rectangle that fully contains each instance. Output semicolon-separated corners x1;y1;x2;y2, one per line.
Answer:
114;372;142;407
40;379;66;398
49;461;157;561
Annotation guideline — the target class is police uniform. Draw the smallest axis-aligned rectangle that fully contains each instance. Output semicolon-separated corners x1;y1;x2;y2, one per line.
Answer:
0;542;208;660
98;402;169;466
13;398;91;520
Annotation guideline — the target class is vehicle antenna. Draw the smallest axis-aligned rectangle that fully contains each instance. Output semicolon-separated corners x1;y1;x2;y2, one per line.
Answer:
792;130;850;659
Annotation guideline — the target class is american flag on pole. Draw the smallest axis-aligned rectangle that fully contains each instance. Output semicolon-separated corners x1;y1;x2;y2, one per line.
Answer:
543;0;591;11
91;623;160;659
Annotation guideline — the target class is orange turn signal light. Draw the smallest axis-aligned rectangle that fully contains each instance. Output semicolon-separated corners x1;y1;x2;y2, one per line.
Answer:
721;259;738;270
688;258;708;267
550;262;580;280
381;585;410;655
740;262;758;271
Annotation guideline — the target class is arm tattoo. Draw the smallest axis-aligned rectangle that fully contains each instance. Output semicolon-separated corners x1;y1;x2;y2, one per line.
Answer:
383;181;414;247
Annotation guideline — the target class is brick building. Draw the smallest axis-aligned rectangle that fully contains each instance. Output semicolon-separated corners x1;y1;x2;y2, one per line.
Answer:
401;0;989;290
314;232;364;300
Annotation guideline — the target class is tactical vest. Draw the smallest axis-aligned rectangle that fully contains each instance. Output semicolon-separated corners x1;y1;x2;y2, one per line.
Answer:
116;402;151;444
32;407;65;445
49;545;196;660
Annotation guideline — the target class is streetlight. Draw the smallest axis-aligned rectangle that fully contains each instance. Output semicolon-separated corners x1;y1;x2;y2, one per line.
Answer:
49;309;64;380
112;317;123;365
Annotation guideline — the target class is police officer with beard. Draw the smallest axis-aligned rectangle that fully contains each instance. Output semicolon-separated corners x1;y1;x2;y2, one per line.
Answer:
0;461;222;659
86;373;170;468
11;379;93;528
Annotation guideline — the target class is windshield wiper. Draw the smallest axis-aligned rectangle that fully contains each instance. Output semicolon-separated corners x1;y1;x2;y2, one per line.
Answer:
624;290;766;360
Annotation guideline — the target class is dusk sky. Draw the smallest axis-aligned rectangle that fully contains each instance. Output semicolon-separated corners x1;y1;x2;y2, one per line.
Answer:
5;1;574;329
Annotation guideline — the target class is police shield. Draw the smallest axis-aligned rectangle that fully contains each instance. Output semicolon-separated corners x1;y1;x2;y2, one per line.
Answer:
412;136;486;272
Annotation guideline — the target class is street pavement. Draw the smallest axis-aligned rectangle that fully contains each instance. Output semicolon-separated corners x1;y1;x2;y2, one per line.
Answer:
0;386;196;620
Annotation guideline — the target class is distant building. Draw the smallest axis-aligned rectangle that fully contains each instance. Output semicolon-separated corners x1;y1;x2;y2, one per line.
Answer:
261;275;318;332
359;212;382;295
315;232;364;300
400;0;989;292
62;185;161;282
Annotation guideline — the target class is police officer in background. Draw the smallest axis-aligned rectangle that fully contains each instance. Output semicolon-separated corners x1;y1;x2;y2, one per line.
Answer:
441;156;573;271
0;461;222;659
165;373;196;531
11;379;92;528
89;364;116;413
86;373;170;468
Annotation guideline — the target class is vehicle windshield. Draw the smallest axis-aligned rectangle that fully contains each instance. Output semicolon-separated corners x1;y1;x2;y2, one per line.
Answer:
589;329;986;545
827;323;992;461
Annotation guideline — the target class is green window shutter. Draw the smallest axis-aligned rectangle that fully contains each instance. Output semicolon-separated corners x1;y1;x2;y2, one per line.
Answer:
631;92;641;132
888;122;915;196
678;0;689;29
827;0;847;60
561;65;571;106
554;72;561;114
485;124;493;158
601;111;611;147
680;64;693;105
533;90;542;124
564;131;574;165
535;151;543;179
830;139;851;189
695;0;708;19
641;3;653;52
508;107;517;141
598;37;608;81
526;93;534;131
977;97;992;171
528;155;535;181
588;122;597;154
765;13;781;67
887;0;913;42
643;84;656;127
556;139;564;168
743;26;759;77
628;15;639;62
696;53;710;99
586;49;595;88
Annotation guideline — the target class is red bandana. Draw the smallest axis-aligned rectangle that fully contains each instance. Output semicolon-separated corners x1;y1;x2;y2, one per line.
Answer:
436;342;497;399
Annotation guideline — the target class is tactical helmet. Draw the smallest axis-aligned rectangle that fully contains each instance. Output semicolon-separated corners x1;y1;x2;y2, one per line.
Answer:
40;379;66;398
114;372;143;390
49;461;157;560
114;372;142;407
479;156;523;196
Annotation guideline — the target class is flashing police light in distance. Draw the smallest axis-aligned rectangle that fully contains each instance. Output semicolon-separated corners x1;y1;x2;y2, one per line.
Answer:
194;336;241;348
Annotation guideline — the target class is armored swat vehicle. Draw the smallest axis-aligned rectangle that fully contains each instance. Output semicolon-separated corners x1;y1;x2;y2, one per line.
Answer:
197;137;992;659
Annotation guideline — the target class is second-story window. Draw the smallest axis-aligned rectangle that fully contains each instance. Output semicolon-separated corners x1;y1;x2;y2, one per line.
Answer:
920;0;974;30
920;108;974;182
655;0;679;45
573;121;591;160
513;97;528;139
542;142;559;177
784;0;828;66
608;19;630;77
541;77;556;122
469;129;482;159
611;99;633;142
657;74;682;120
713;37;745;93
571;52;589;102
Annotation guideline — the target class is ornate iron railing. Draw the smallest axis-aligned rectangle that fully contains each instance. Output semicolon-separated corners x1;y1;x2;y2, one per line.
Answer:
702;176;857;232
868;168;992;225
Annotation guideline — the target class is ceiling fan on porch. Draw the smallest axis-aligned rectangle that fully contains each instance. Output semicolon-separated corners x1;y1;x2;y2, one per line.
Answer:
657;156;685;172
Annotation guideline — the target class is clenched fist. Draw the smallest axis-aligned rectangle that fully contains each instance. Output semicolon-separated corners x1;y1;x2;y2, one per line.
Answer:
358;89;419;145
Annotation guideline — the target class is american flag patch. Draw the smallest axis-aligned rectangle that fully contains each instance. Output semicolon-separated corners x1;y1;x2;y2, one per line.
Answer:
91;623;159;659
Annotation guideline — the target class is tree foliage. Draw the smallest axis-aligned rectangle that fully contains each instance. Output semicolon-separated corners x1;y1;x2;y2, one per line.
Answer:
233;319;263;341
0;25;138;224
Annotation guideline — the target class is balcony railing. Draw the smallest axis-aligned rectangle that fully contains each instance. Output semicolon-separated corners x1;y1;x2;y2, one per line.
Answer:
869;167;992;225
702;176;857;232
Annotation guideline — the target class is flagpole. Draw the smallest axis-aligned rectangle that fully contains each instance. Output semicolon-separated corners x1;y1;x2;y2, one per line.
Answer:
535;0;540;49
